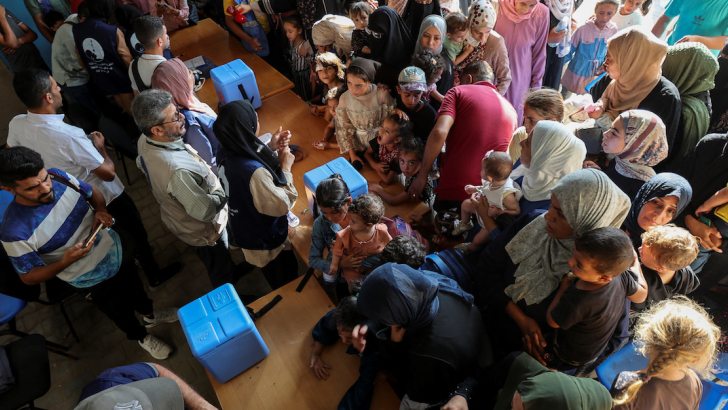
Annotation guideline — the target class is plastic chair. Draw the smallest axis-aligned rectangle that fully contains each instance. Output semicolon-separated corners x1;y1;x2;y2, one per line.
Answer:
0;293;77;360
0;334;52;410
98;117;138;186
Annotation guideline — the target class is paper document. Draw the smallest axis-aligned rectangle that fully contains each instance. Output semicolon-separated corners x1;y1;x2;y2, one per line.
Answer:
184;56;206;69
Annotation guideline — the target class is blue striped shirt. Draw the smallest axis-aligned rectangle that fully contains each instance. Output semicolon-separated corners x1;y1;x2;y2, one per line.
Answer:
0;168;121;288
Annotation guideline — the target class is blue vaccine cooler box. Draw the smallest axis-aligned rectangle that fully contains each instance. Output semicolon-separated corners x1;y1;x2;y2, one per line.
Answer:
178;284;269;383
303;157;368;219
210;59;262;109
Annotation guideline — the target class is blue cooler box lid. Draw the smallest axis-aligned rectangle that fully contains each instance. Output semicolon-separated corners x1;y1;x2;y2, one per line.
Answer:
210;59;252;86
178;284;255;358
303;157;368;199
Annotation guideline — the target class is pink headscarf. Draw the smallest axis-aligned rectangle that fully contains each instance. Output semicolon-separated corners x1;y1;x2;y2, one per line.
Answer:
151;58;217;118
501;0;537;24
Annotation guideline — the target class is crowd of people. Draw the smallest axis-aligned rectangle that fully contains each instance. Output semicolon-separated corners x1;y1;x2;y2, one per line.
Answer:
1;0;728;409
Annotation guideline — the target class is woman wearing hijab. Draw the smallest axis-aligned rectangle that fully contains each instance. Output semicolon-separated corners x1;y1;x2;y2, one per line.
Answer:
151;58;220;175
512;121;586;215
474;169;630;359
494;0;550;125
353;263;486;409
311;14;355;62
588;27;681;155
671;134;728;295
622;173;693;249
402;0;441;41
413;14;454;109
213;100;299;290
541;0;573;91
149;0;189;32
455;0;511;95
659;42;719;169
585;110;669;201
367;7;415;90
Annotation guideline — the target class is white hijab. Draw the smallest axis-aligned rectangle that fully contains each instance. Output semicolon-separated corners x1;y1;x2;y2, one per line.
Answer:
521;121;586;202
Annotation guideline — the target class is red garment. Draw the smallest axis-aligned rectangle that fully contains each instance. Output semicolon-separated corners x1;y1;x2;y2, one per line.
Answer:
435;81;517;201
71;0;83;13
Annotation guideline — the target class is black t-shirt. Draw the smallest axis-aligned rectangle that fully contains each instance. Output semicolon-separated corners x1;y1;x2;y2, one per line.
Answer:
631;267;699;312
369;137;402;174
551;271;639;365
396;98;437;142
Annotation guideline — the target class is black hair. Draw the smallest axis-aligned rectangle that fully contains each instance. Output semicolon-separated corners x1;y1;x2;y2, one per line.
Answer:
640;0;653;16
87;0;116;21
77;1;90;19
574;227;634;277
133;15;166;50
0;147;45;188
411;50;445;85
384;113;412;139
349;193;385;224
43;10;65;28
316;174;351;209
332;296;365;331
283;14;304;31
349;1;370;18
346;65;372;83
13;68;53;110
398;136;425;161
380;236;426;268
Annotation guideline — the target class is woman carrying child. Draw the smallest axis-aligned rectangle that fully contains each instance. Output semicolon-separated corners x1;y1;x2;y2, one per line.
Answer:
310;52;346;119
334;58;396;170
413;14;455;109
394;66;437;141
611;297;719;409
455;0;512;95
213;100;299;290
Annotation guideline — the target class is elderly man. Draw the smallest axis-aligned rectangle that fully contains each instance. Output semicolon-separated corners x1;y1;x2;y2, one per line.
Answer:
408;61;518;213
132;89;240;289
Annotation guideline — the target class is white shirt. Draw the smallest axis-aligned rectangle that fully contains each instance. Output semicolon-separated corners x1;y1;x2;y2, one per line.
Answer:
611;10;644;31
51;15;90;87
7;112;125;205
128;54;167;91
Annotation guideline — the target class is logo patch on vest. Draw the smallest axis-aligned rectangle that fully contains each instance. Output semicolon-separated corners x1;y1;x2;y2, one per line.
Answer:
82;38;105;62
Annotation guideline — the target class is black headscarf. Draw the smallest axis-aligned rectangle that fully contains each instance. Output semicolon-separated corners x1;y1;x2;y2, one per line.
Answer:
87;0;116;21
622;172;692;248
115;4;142;32
402;0;441;41
213;100;288;187
368;7;415;71
672;133;728;216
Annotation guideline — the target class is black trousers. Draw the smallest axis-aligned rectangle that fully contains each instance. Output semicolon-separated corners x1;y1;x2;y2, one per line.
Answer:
261;249;299;290
82;260;152;341
543;45;565;91
107;192;161;279
194;230;236;289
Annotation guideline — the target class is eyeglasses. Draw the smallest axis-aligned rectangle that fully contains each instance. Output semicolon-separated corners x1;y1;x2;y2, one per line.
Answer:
155;105;183;127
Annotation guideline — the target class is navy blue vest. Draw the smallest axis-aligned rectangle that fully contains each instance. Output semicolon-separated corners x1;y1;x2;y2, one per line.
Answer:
218;147;288;250
73;19;132;95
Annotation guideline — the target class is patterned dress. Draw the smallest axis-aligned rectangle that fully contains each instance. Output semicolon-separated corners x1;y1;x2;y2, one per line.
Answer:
334;85;396;153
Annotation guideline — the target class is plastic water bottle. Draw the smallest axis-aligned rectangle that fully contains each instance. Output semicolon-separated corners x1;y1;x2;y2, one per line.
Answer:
548;16;570;47
287;211;300;228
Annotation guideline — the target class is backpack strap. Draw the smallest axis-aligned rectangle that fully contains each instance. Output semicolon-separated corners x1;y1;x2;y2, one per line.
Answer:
48;173;95;212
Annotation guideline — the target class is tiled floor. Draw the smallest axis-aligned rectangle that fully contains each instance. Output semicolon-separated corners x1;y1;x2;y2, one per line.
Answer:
1;152;309;410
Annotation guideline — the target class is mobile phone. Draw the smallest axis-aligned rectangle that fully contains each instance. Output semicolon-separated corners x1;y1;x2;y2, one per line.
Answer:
83;224;104;248
699;215;713;227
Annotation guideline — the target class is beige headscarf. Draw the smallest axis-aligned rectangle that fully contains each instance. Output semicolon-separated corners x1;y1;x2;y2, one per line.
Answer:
614;109;668;182
311;15;355;59
600;26;668;120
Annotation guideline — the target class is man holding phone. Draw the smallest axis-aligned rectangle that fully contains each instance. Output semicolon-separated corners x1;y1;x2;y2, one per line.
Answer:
0;147;177;360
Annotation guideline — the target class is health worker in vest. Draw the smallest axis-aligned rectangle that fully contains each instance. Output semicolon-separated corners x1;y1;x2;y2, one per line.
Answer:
214;100;300;291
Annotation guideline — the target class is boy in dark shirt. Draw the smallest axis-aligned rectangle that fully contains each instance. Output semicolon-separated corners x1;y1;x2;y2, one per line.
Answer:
632;224;700;312
310;296;380;410
547;227;648;369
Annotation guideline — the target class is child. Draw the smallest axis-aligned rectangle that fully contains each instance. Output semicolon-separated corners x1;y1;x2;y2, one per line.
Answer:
310;296;380;407
379;236;427;269
561;0;619;95
611;0;646;31
284;14;315;101
611;297;719;409
443;12;473;65
329;193;392;286
454;0;511;96
44;10;65;32
547;227;648;370
411;50;445;104
695;184;728;239
395;66;437;141
452;151;522;254
349;1;371;58
335;58;396;170
363;113;412;184
368;137;435;208
314;87;343;151
310;52;346;119
632;224;700;312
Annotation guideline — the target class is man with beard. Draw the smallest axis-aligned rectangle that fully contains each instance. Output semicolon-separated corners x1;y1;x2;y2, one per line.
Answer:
0;147;177;359
132;89;237;288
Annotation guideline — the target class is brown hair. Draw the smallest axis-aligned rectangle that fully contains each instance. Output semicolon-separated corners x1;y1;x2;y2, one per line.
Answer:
483;151;513;181
445;12;468;34
596;0;619;8
524;89;565;122
349;193;385;224
640;224;700;271
612;297;721;405
349;1;370;19
316;52;346;81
